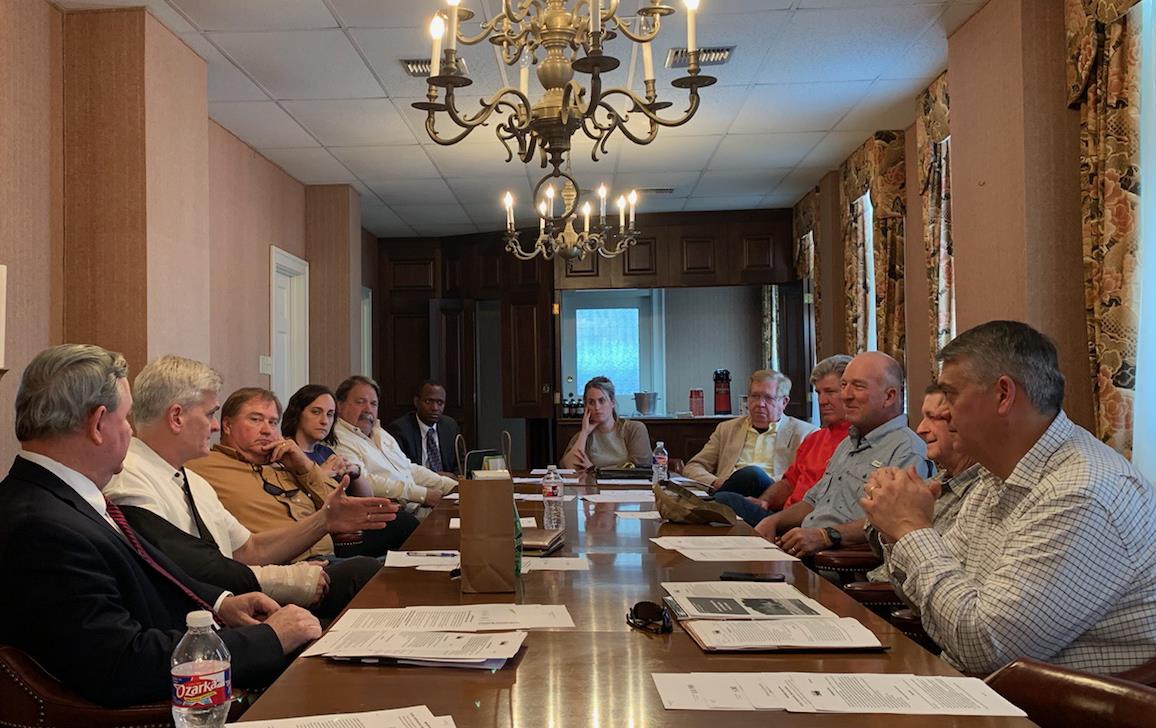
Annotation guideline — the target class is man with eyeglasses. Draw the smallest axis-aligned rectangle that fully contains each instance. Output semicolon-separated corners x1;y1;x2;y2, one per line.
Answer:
188;387;406;561
386;380;460;475
684;369;818;499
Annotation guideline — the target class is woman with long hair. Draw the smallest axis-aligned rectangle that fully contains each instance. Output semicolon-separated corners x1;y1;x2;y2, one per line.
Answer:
281;384;372;497
560;376;652;470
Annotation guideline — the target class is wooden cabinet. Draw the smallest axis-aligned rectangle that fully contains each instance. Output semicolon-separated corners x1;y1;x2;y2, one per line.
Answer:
429;298;476;447
501;287;554;419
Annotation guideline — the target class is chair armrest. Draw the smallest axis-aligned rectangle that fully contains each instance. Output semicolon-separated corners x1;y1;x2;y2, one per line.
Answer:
842;580;903;607
812;544;883;571
668;458;685;475
1116;658;1156;688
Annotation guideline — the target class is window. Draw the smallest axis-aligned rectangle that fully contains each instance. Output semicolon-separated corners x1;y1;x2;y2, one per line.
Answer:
576;307;641;394
862;192;878;351
1134;0;1155;481
560;289;666;405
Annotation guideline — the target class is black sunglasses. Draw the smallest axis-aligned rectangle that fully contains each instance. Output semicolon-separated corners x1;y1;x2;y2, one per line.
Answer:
251;464;300;498
627;600;672;634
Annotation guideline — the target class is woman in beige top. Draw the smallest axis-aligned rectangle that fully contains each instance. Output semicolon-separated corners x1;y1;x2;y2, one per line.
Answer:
561;377;652;470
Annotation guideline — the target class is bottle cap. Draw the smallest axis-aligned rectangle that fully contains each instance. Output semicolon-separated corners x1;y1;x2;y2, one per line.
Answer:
656;441;664;447
186;610;215;628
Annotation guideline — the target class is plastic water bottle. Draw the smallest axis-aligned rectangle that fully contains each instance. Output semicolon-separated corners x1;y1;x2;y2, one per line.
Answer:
541;465;566;530
652;441;669;484
171;610;231;728
513;502;523;576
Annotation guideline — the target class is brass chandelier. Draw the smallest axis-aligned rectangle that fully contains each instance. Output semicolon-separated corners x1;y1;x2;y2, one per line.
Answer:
415;0;716;259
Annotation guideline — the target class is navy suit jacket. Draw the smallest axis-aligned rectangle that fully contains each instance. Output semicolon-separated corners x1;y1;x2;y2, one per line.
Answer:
0;457;286;707
385;412;460;475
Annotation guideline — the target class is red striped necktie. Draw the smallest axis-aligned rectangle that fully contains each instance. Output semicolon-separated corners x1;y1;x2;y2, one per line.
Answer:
104;498;216;614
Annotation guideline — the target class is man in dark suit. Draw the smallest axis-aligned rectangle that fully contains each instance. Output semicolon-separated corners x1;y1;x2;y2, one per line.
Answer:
0;344;321;708
386;380;460;475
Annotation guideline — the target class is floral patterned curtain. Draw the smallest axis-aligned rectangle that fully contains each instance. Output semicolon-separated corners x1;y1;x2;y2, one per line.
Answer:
1066;0;1143;457
840;131;907;363
917;73;954;381
792;188;822;356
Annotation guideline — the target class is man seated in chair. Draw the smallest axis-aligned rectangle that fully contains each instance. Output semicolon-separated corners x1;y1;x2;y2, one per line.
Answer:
0;345;320;708
754;352;932;557
684;369;818;498
862;382;980;583
862;321;1156;675
189;386;418;557
713;355;853;526
333;375;457;515
105;355;392;619
386;380;460;475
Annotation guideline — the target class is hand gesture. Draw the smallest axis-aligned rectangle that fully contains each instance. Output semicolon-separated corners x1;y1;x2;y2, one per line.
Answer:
579;407;596;436
322;477;398;533
218;592;280;627
262;438;313;475
859;466;936;543
264;605;322;653
778;527;827;557
754;514;780;540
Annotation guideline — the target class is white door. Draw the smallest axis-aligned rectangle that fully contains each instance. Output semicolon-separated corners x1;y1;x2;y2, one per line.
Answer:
360;286;373;377
270;247;309;406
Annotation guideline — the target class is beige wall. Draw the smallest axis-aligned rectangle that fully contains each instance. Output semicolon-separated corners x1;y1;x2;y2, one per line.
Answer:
305;185;362;388
208;121;306;395
0;0;63;466
903;123;933;423
362;227;380;380
814;170;845;359
949;0;1092;426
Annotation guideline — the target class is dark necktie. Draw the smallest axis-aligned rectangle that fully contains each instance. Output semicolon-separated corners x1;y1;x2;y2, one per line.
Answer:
425;426;443;472
104;498;216;613
179;468;217;549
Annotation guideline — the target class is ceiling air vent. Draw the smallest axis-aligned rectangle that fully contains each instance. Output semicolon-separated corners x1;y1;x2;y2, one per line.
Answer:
401;58;469;77
666;46;733;69
637;187;675;196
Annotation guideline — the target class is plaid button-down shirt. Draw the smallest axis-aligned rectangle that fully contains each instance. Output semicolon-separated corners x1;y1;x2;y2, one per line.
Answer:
889;411;1156;675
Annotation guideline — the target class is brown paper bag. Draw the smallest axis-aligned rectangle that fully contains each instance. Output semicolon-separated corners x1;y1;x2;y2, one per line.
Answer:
458;478;517;594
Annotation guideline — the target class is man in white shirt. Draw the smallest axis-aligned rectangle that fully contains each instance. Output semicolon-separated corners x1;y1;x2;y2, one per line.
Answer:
333;376;457;512
106;355;391;618
0;344;320;707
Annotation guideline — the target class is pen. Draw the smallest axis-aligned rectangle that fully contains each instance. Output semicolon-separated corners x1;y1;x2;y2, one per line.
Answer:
406;551;457;558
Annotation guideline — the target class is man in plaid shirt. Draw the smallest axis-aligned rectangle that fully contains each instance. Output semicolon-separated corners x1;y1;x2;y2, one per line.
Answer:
862;320;1156;675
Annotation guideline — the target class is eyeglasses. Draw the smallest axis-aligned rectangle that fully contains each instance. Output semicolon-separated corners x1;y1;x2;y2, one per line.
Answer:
251;464;300;498
626;600;672;634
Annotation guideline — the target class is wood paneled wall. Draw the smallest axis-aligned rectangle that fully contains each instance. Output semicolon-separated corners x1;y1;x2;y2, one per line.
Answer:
305;185;362;389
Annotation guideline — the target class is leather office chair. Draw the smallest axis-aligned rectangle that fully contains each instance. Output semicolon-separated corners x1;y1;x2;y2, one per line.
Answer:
986;657;1156;728
0;645;173;728
810;544;882;585
841;580;906;620
1116;657;1156;688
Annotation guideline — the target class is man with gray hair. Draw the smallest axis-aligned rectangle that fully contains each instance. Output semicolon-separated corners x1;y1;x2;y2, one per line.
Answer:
863;320;1156;675
714;355;853;526
0;345;320;707
106;355;388;620
684;369;818;497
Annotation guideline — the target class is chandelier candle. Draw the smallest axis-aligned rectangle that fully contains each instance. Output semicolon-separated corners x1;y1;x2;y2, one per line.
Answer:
447;0;460;52
685;0;698;53
429;16;444;77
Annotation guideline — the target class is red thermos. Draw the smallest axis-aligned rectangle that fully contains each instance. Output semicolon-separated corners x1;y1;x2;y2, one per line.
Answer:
713;369;732;415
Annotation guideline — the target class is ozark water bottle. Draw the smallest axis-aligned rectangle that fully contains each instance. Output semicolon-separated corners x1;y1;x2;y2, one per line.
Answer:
171;610;231;728
541;464;566;530
651;441;669;484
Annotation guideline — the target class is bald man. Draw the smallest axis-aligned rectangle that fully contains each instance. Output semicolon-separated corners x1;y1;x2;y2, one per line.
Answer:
754;352;931;557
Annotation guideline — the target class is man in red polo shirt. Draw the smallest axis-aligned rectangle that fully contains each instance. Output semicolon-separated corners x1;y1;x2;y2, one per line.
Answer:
713;354;852;526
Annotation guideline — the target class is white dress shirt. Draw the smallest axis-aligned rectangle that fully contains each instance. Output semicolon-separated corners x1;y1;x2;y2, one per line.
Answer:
333;418;456;504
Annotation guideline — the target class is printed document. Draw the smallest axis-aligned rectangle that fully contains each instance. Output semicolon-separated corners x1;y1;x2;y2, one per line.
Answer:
651;536;777;550
305;630;526;661
227;705;452;727
522;556;590;571
662;581;835;620
450;516;536;529
682;618;881;651
615;511;663;520
384;551;460;568
581;490;655;503
326;604;574;634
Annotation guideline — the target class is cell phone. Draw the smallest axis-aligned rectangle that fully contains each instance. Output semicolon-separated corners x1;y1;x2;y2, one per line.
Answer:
719;571;786;582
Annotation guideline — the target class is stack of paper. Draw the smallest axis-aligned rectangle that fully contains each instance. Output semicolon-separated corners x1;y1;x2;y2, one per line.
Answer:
580;489;655;503
650;672;1026;716
329;604;574;632
513;476;581;485
649;535;798;562
384;550;459;568
530;468;576;475
514;493;578;502
450;516;536;529
661;581;835;620
227;705;455;727
303;629;525;669
681;617;882;652
522;556;590;571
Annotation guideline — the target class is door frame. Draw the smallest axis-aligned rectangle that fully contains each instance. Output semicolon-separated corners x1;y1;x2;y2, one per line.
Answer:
270;246;310;404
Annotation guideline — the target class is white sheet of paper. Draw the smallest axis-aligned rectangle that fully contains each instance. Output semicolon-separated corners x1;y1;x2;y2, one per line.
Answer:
514;493;578;502
676;548;798;562
596;478;654;485
615;511;663;520
415;563;459;572
581;490;655;503
765;673;1027;717
384;551;460;568
651;536;775;550
651;673;754;711
530;468;576;475
662;581;835;620
522;556;590;571
512;477;581;485
324;630;527;661
443;492;460;500
684;618;881;650
327;604;574;634
227;705;446;727
449;516;536;529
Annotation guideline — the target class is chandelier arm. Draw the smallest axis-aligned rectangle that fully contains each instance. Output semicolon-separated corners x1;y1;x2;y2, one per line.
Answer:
595;103;660;147
610;15;661;44
425;113;480;145
598;87;703;128
499;0;540;25
443;87;531;131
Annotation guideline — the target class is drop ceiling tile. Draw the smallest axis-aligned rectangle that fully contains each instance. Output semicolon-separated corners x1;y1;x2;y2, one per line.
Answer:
367;178;456;206
423;141;531;178
798;130;872;169
763;191;807;208
693;169;790;198
179;33;269;101
394;94;504;145
682;195;770;212
351;179;378;204
708;132;825;170
351;26;503;98
881;3;986;80
446;176;533;205
633;196;688;213
700;1;794;14
169;0;337;31
797;0;938;6
208;101;318;148
943;2;986;37
772;167;828;202
330;145;440;181
211;30;382;99
281;99;416;146
616;134;721;174
257;148;357;184
411;223;480;237
662;85;758;137
57;1;196;34
647;11;792;89
393;204;473;226
462;203;508;229
835;79;920;132
730;81;873;134
756;5;945;83
329;0;455;29
612;171;701;199
360;204;413;237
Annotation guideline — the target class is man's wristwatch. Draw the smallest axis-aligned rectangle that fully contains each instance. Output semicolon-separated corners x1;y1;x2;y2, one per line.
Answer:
823;526;843;547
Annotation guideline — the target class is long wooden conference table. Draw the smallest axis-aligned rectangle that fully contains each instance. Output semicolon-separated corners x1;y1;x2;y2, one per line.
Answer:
243;482;1036;727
